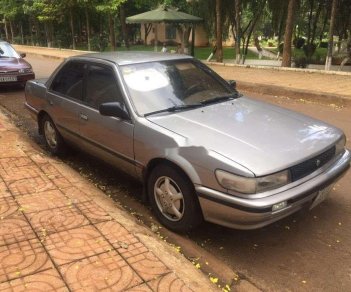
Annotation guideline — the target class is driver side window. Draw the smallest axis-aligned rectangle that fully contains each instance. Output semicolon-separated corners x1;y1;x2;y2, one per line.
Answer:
85;64;124;109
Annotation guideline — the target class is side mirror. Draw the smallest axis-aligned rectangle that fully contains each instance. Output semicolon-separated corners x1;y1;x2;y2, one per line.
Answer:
99;102;130;120
20;53;26;58
227;80;236;89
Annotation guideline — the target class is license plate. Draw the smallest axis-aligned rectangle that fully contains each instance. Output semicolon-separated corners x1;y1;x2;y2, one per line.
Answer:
310;184;333;210
0;76;17;82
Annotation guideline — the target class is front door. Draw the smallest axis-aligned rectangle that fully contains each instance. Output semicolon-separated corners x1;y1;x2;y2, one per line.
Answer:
78;63;136;176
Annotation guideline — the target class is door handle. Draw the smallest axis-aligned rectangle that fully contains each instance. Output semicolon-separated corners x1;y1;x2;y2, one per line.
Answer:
48;100;54;106
80;113;88;121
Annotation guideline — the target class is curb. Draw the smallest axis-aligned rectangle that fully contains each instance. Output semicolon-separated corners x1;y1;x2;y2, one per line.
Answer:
237;81;351;107
205;61;351;76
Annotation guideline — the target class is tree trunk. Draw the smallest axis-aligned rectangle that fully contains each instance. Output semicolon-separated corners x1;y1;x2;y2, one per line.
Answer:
109;14;116;50
144;23;152;45
319;10;328;44
235;0;241;63
311;1;322;44
85;7;91;51
9;20;14;42
216;0;223;62
307;0;314;45
20;23;24;44
119;4;129;49
325;0;338;70
282;0;297;67
4;18;9;41
69;9;76;50
29;18;34;46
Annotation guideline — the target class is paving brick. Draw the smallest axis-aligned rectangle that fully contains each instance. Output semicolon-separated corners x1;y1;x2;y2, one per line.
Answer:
0;157;32;170
0;165;43;183
44;225;112;266
0;268;68;291
50;163;83;184
0;213;36;246
16;190;70;214
0;196;18;219
147;272;194;292
60;186;92;204
125;283;153;292
60;251;143;291
7;175;56;196
40;163;73;189
26;151;55;165
0;239;53;282
97;221;148;259
127;252;170;282
77;201;112;223
0;180;11;198
27;205;90;236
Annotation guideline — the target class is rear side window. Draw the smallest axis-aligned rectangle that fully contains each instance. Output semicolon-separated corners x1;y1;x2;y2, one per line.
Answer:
50;61;85;100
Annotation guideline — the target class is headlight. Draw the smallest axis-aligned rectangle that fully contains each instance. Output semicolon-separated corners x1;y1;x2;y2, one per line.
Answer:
335;134;346;156
215;169;290;194
18;68;33;74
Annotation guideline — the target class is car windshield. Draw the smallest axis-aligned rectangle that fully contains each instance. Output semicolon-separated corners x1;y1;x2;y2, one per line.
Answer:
120;59;235;116
0;42;20;58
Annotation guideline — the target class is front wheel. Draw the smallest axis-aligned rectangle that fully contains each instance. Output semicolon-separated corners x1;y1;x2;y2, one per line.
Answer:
41;115;66;155
148;164;203;232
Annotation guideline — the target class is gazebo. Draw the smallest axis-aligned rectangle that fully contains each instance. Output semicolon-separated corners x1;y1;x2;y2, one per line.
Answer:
126;4;202;55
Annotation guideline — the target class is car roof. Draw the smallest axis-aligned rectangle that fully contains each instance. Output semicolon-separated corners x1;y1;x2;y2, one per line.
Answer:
72;51;193;66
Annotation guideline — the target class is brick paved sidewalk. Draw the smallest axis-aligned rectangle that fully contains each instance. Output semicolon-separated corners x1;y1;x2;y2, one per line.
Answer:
0;111;215;291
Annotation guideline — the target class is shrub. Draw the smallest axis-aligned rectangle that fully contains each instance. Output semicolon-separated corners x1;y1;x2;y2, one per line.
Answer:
90;34;108;52
294;37;305;49
303;43;317;59
319;41;328;48
294;56;308;68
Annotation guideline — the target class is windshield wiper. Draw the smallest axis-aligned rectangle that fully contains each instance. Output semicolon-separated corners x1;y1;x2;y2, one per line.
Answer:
144;104;202;117
200;93;239;105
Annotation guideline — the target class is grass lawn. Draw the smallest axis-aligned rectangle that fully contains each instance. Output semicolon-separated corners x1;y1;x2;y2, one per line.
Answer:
266;47;327;63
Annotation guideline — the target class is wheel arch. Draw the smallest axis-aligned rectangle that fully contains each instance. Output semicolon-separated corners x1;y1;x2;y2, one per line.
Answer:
142;157;200;202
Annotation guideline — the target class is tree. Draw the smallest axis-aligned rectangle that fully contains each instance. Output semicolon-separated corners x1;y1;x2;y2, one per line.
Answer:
96;0;127;50
282;0;297;67
325;0;338;70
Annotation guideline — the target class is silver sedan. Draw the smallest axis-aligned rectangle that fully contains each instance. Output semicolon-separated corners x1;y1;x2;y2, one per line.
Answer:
25;52;350;232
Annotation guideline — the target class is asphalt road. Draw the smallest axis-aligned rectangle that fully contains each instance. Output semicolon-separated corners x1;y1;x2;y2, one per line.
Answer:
1;55;350;292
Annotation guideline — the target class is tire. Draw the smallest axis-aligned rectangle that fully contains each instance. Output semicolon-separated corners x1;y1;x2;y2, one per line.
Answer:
148;164;203;232
41;115;66;155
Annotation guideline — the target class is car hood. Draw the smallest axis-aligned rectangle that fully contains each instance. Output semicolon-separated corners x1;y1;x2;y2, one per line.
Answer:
146;97;342;176
0;57;31;71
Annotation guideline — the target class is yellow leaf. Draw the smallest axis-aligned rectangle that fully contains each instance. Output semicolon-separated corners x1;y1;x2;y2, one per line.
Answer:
195;263;201;269
210;277;218;284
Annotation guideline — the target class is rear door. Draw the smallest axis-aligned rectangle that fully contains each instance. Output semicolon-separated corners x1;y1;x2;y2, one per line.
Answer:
47;61;85;145
78;63;136;176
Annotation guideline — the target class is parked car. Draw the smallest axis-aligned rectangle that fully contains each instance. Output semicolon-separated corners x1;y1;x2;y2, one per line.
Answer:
0;40;35;87
25;52;350;232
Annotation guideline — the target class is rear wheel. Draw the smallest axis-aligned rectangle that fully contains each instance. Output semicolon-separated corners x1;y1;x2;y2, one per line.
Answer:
41;115;66;155
148;164;203;232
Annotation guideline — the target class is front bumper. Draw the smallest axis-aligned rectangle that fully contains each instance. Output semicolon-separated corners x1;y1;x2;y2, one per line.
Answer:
0;73;35;86
196;149;351;229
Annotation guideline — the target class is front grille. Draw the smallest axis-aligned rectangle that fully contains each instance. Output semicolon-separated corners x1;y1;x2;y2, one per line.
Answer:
290;146;336;181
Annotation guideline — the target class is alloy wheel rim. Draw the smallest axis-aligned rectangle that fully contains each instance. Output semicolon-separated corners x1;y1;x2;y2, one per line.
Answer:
154;176;185;222
44;121;57;149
